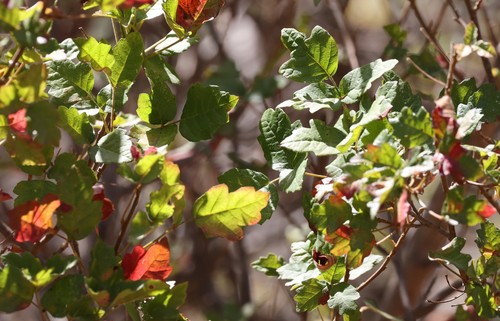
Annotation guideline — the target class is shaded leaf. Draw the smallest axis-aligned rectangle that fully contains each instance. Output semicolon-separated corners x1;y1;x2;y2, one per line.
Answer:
429;237;471;271
295;278;326;312
0;266;34;313
179;84;238;142
90;128;133;164
327;283;360;315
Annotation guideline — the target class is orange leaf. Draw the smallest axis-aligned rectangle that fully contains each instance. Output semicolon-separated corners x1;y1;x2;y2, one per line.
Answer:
121;238;173;281
10;194;61;243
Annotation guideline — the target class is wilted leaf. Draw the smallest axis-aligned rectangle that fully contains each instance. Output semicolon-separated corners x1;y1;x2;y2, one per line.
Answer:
193;184;269;240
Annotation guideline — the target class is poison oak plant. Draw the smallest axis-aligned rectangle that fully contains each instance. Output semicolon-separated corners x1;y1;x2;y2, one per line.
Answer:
0;1;499;321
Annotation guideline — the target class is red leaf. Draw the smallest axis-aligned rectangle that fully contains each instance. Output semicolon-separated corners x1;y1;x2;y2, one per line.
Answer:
92;184;115;220
130;145;142;160
397;190;410;228
120;0;154;9
0;189;13;202
9;194;61;243
8;108;28;133
121;238;173;281
176;0;224;31
478;204;496;219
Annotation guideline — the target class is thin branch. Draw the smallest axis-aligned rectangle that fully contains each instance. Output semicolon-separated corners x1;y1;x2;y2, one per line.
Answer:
445;47;459;96
0;46;25;86
407;57;446;86
464;0;495;83
114;184;143;252
356;217;416;292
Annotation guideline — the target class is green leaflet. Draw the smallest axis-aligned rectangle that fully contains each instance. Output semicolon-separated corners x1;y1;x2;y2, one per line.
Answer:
279;26;339;83
90;128;133;164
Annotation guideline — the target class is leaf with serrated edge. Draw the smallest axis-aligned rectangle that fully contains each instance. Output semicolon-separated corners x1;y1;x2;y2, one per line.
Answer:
193;184;269;241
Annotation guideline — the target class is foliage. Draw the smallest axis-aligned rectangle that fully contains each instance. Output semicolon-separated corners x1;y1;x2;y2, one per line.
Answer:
0;0;499;320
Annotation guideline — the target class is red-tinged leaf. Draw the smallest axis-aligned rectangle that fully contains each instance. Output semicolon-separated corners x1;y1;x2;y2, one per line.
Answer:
9;194;61;243
176;0;224;32
92;184;115;220
121;238;173;281
478;204;496;219
312;177;334;202
130;145;142;160
120;0;154;9
8;109;28;133
397;190;410;228
0;189;12;201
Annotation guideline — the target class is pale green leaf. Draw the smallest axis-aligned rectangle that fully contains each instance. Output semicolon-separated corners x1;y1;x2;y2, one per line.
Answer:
89;128;133;164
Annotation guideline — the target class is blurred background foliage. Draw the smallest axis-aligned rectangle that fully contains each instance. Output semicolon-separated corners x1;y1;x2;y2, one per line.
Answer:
1;0;500;320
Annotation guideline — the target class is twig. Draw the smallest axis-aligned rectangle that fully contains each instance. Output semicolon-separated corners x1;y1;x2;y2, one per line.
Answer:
478;186;500;214
0;46;25;86
445;0;467;27
327;0;359;69
114;184;143;252
445;47;459;96
407;57;446;86
69;240;87;275
464;0;495;83
356;217;416;292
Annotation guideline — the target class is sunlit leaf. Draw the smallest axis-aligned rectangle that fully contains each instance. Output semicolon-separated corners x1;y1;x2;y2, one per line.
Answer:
193;184;269;241
121;238;172;281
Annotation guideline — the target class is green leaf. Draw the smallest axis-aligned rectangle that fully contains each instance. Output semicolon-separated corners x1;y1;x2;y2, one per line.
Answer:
0;266;34;313
465;283;497;318
193;184;269;241
443;187;493;226
41;274;85;318
218;168;278;223
2;252;77;288
74;36;115;73
129;211;160;245
281;119;346;156
48;153;96;205
349;254;383;280
340;59;398;104
277;240;319;287
179;84;238;142
110;280;170;307
110;32;143;88
258;108;308;192
251;254;286;277
279;26;338;83
57;106;96;144
154;31;198;57
475;222;500;259
429;237;472;271
13;180;57;205
27;101;61;146
389;106;433;148
140;282;188;321
90;128;133;164
309;196;352;234
58;200;103;240
463;22;478;45
382;71;421;112
46;60;95;109
138;55;177;125
4;135;50;175
295;278;326;312
327;283;360;315
97;84;129;113
278;82;342;113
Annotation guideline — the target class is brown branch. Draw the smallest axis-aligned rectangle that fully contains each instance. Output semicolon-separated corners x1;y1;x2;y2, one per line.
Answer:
0;46;25;86
445;49;459;97
356;217;416;292
407;57;446;86
114;184;142;252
